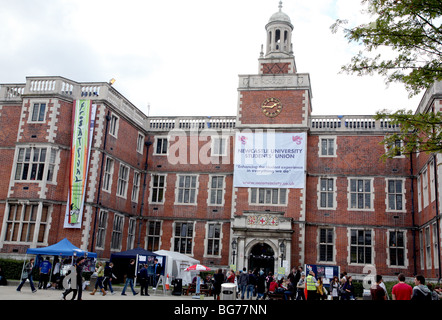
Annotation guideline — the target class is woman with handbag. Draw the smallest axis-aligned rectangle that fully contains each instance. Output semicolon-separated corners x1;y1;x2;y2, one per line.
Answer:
16;258;37;293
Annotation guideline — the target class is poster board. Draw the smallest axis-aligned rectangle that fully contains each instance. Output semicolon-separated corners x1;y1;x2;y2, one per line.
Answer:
304;264;340;288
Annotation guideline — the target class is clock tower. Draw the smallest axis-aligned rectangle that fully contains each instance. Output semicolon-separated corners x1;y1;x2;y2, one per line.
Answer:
236;1;312;129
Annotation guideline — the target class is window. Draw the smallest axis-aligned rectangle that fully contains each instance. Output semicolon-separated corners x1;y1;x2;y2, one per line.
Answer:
15;147;56;181
111;214;124;250
117;164;129;198
319;137;336;157
319;178;334;209
349;178;372;209
250;188;287;205
96;210;108;249
433;223;439;269
147;221;162;252
174;222;194;254
389;230;405;266
4;203;50;244
207;223;221;256
30;103;46;122
425;227;432;269
155;137;168;155
350;229;372;264
127;218;136;250
319;228;334;262
422;168;429;208
387;140;403;157
151;174;166;203
211;137;228;156
209;176;224;205
102;157;114;192
109;114;119;137
387;179;404;211
136;133;144;154
131;171;141;202
176;175;198;204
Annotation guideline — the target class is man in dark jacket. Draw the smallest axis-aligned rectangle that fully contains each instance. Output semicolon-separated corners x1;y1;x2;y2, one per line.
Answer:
412;275;432;301
138;264;149;296
121;259;138;296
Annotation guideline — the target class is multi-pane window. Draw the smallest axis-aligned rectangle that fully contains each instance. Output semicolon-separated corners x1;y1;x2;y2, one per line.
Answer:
212;137;228;156
250;188;287;205
319;178;334;208
350;179;372;209
136;133;144;153
387;179;403;211
433;223;439;269
4;203;49;244
127;218;136;250
350;229;372;264
425;227;432;268
320;138;335;156
117;164;129;198
102;157;114;192
109;114;119;137
147;221;162;252
111;214;124;250
319;228;334;262
15;147;56;181
174;222;194;254
155;137;168;155
207;223;221;256
131;171;141;202
209;176;224;205
96;210;108;249
389;231;405;266
30;103;46;122
177;175;197;204
151;174;166;203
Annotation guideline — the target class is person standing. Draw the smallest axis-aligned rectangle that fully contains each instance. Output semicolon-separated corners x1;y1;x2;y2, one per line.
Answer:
138;264;150;296
342;275;355;300
238;268;249;300
306;271;317;300
247;269;257;300
256;270;266;300
392;273;412;300
153;259;162;288
370;275;386;300
296;272;306;300
411;275;432;301
212;268;224;300
121;259;138;296
17;258;37;293
38;257;52;289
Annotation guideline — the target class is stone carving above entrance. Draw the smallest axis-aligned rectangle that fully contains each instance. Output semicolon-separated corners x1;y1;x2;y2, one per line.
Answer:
247;214;279;226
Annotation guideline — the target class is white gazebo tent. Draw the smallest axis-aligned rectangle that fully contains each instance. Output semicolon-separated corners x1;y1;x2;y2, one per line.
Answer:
153;250;199;285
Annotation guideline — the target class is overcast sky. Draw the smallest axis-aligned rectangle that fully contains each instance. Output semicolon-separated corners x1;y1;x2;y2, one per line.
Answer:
0;0;424;117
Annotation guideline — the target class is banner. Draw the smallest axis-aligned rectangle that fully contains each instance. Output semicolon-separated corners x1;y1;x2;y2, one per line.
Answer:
64;100;97;228
233;132;306;189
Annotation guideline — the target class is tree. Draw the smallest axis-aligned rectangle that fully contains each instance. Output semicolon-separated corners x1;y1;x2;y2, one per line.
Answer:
331;0;442;97
332;0;442;158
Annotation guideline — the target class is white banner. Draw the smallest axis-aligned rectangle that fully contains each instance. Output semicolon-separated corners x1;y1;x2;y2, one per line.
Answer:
233;132;306;189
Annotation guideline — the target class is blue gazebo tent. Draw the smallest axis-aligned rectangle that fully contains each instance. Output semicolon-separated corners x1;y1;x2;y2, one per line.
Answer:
26;238;97;258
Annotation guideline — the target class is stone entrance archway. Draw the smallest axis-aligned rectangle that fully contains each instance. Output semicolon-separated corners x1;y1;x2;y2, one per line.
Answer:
248;243;275;275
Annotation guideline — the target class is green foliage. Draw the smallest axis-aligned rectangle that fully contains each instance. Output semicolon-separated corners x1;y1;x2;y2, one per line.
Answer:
374;109;442;159
0;259;28;280
331;0;442;96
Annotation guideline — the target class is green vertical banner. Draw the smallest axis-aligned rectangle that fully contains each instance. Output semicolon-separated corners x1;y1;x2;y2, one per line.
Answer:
64;100;96;228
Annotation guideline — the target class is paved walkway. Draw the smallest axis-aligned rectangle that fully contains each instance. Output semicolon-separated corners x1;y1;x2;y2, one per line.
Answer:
0;281;198;300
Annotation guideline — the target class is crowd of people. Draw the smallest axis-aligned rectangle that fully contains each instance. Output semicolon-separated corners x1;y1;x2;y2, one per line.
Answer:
208;266;442;301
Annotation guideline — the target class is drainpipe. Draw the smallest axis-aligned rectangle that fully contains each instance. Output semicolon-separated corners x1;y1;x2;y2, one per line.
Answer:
433;153;441;283
137;140;152;248
410;153;418;276
90;111;111;253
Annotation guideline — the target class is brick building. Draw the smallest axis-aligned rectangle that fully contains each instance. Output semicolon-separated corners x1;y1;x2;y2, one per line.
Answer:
0;4;441;281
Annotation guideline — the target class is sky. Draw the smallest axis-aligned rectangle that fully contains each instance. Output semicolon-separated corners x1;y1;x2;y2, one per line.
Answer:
0;0;425;117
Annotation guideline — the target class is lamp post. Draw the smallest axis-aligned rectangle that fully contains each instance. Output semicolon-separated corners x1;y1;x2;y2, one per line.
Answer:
279;240;286;268
231;239;237;266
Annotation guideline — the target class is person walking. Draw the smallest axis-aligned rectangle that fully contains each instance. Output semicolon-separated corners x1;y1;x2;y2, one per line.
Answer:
90;261;106;296
392;273;412;300
121;259;138;296
342;275;355;300
330;276;340;300
61;256;85;300
17;258;37;293
296;272;306;300
103;262;116;295
370;275;386;300
38;257;52;289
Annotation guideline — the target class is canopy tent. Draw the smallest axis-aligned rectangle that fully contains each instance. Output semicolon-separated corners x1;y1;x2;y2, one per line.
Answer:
154;250;199;285
110;247;158;284
26;238;97;258
110;247;155;260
